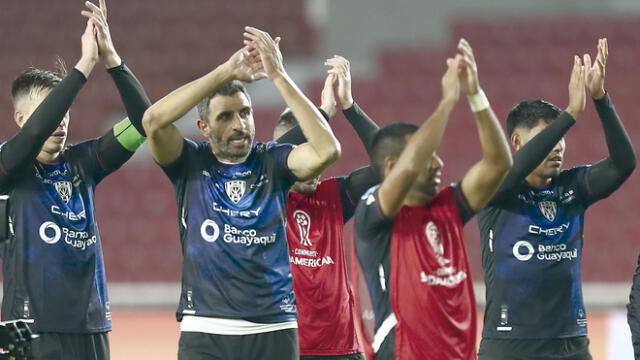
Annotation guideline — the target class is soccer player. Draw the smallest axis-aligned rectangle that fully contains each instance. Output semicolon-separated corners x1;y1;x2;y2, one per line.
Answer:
274;56;379;360
0;1;150;359
477;39;636;360
141;27;341;360
354;39;512;360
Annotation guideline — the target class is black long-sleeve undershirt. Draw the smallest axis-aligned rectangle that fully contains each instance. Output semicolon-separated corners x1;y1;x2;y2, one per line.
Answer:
0;69;87;181
491;93;636;205
94;63;151;172
491;111;576;203
0;62;150;185
276;102;381;222
106;63;150;137
584;93;636;201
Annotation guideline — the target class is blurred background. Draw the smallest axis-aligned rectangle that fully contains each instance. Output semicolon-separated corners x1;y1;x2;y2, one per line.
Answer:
1;0;639;358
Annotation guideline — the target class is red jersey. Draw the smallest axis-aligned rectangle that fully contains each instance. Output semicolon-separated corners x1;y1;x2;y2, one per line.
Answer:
353;185;477;360
287;178;361;356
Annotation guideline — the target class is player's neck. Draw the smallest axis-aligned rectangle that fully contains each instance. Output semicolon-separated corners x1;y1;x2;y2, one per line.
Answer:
36;150;61;165
525;173;553;188
403;189;434;207
212;150;249;165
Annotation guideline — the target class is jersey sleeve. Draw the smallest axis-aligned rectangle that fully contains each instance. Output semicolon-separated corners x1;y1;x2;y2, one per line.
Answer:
450;183;476;224
266;142;298;189
354;186;394;266
160;139;197;184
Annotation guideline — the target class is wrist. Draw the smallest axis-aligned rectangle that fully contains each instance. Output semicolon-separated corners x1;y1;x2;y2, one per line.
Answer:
342;97;354;110
565;107;582;120
75;57;97;78
467;89;490;113
440;96;459;109
215;63;236;83
592;88;606;100
103;53;122;69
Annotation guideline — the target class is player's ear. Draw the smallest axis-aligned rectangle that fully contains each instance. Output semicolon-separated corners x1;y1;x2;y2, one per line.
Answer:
14;111;26;128
510;132;522;151
383;156;398;178
196;119;209;138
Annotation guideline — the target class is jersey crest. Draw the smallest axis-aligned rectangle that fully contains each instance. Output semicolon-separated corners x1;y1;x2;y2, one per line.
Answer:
538;200;557;221
53;181;72;204
225;180;246;204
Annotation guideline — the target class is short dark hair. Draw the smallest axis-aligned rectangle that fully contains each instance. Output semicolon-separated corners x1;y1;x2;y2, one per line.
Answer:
370;122;419;175
273;109;298;140
11;60;66;106
196;80;251;121
506;100;562;136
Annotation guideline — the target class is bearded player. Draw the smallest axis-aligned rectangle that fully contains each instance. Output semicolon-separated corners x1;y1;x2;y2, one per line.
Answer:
142;27;341;359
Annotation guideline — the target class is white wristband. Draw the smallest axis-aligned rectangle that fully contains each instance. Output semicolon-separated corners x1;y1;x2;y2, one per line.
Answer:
467;90;490;113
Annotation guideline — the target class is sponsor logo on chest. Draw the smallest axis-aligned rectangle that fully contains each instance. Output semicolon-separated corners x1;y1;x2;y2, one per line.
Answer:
419;221;467;287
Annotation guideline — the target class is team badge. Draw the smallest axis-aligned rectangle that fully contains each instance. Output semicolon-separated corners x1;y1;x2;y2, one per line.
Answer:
425;221;449;265
225;180;246;204
53;181;72;204
538;200;557;221
293;210;312;246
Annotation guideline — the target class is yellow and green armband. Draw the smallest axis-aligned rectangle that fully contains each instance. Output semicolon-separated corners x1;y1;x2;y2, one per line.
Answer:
113;117;146;152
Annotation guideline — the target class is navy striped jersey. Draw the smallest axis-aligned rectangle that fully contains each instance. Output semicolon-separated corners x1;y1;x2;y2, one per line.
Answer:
478;166;594;339
162;139;298;323
0;141;111;333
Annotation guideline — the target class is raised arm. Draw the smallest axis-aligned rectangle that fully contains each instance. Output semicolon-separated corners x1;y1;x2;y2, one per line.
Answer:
142;46;264;166
244;27;340;181
275;73;336;145
491;56;587;201
81;0;150;172
0;21;97;183
377;56;461;218
582;39;636;201
457;39;512;211
326;55;380;155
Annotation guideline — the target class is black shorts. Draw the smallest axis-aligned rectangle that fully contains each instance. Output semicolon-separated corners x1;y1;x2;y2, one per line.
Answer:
478;337;593;360
178;328;299;360
301;353;364;360
29;332;109;360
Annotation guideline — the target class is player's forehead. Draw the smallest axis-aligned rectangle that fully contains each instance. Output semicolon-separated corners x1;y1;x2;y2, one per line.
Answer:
209;92;252;117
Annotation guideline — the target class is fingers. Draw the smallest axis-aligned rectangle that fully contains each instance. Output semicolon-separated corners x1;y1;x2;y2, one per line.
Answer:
99;0;107;19
85;1;105;19
243;26;278;52
583;54;592;76
81;11;107;34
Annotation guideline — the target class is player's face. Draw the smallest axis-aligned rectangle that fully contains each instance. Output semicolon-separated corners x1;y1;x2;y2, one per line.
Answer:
413;153;443;198
518;121;565;180
15;89;69;155
291;177;320;195
203;92;255;162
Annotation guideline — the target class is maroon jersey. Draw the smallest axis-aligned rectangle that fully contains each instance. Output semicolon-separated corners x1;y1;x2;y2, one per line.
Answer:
354;184;476;360
287;178;361;357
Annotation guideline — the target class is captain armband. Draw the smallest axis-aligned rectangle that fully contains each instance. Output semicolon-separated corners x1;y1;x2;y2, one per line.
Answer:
113;117;146;152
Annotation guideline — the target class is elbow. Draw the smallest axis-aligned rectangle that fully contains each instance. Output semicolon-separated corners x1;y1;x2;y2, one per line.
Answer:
320;140;342;166
142;108;160;136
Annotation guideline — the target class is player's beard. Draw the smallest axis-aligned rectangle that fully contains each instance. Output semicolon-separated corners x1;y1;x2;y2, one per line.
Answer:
211;130;254;163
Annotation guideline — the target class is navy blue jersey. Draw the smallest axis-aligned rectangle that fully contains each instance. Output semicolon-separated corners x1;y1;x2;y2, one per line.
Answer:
478;166;593;339
162;139;298;323
0;140;111;333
